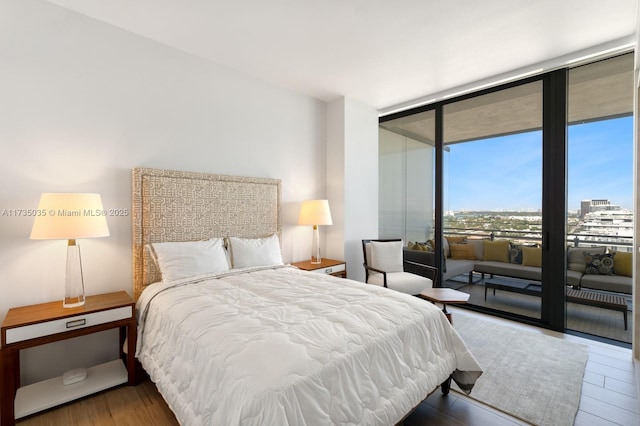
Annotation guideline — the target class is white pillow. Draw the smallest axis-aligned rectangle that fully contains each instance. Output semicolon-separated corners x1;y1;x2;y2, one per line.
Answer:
464;238;486;261
443;237;450;258
228;234;283;268
370;241;404;272
151;238;229;282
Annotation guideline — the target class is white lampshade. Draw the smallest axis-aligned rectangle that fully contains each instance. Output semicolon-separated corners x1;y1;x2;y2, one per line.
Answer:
30;193;110;240
30;193;110;308
298;200;333;226
298;200;332;264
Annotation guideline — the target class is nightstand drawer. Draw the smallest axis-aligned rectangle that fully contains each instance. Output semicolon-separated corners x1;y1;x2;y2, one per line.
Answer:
310;263;346;275
5;306;133;344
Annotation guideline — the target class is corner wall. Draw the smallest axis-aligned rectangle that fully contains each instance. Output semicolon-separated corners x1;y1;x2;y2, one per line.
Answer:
326;97;378;282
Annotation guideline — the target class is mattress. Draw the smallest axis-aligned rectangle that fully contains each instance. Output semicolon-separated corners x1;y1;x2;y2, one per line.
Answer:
136;266;482;425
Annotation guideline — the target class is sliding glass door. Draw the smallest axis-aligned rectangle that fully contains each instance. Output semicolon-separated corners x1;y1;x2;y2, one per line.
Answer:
442;81;543;321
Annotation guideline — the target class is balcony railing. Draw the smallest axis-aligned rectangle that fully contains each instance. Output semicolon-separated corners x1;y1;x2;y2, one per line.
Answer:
443;227;633;252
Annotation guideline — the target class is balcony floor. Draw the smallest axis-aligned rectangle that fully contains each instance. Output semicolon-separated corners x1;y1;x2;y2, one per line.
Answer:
443;275;632;344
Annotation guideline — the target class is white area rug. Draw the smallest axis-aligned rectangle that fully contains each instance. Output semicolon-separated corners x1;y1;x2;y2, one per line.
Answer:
453;313;588;426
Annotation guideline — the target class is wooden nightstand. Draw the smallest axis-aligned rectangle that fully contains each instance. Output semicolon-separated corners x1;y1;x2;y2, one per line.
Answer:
291;258;347;278
0;291;136;425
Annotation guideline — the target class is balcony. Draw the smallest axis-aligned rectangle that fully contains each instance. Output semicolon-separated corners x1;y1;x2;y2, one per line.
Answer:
439;228;632;344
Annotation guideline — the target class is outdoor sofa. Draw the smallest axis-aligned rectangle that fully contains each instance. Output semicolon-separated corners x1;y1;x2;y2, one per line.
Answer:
403;238;632;295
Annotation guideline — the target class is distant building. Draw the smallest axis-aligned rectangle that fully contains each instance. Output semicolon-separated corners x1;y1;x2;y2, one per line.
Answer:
580;199;621;218
577;200;632;251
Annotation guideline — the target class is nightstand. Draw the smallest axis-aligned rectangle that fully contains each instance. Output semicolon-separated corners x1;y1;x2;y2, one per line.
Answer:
0;291;136;425
291;258;347;278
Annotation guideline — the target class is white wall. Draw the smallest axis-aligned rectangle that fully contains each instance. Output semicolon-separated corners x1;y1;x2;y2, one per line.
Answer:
0;0;328;384
326;98;378;282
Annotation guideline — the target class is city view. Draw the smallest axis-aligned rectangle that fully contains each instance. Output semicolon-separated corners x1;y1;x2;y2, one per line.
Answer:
442;116;633;251
443;199;633;252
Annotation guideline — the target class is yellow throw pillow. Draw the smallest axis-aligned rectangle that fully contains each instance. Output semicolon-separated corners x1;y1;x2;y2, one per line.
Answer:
450;243;476;260
482;240;510;263
522;247;542;267
614;251;632;277
446;236;466;244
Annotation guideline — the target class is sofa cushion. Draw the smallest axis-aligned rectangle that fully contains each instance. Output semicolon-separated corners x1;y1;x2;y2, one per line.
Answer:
474;260;542;281
370;241;403;272
407;241;433;252
509;243;524;264
579;273;631;294
446;236;466;244
407;241;420;251
450;243;476;260
483;240;510;263
522;247;542;267
584;253;615;275
613;251;632;277
509;243;537;264
443;258;475;281
465;238;487;261
567;246;606;273
566;270;583;287
403;248;433;264
367;271;432;294
443;237;450;258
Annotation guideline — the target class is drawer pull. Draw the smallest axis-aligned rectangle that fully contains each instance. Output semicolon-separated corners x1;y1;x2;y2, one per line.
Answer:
326;268;333;274
66;319;86;329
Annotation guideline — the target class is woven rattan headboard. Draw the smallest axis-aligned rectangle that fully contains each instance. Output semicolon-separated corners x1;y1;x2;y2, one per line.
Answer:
131;167;281;300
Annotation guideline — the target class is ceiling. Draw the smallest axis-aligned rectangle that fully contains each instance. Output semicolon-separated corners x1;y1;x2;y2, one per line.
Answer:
45;0;638;112
381;53;635;146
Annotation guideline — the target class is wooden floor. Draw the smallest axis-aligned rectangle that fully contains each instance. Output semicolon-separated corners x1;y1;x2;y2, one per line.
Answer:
17;308;639;426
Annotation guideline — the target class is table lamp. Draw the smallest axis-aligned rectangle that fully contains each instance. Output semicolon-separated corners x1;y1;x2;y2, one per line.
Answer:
30;193;110;307
298;199;333;264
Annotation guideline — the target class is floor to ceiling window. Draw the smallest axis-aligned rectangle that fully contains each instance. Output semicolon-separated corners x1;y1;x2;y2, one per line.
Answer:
379;110;435;244
379;52;634;344
566;53;633;343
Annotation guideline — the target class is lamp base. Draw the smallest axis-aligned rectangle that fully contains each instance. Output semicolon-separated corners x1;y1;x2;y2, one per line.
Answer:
63;297;85;308
64;239;85;308
310;225;321;264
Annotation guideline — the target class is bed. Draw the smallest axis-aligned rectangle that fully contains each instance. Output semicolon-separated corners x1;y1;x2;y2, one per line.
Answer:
132;167;482;425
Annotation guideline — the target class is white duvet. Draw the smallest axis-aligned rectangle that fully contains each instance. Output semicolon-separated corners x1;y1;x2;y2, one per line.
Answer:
136;266;482;426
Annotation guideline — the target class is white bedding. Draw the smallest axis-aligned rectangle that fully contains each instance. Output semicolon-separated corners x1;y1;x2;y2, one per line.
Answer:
136;266;482;425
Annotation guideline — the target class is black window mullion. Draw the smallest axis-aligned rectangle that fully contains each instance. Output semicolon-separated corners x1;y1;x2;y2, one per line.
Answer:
541;69;568;331
435;105;444;286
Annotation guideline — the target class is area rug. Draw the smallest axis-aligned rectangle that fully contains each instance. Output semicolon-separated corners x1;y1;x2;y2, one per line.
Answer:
453;313;589;426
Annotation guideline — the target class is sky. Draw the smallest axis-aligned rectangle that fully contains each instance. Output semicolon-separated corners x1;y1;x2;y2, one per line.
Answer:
445;116;633;212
